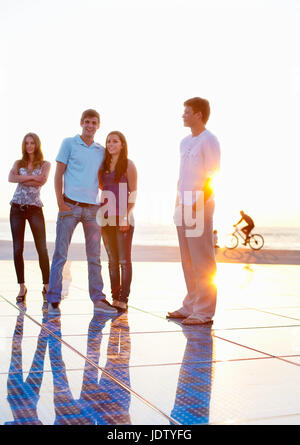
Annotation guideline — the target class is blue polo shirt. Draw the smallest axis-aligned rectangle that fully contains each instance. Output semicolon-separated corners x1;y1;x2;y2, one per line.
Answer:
56;134;105;205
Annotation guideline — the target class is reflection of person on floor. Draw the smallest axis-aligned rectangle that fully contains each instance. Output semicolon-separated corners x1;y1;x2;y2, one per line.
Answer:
170;324;214;425
100;313;131;424
47;317;89;425
234;211;255;245
240;265;254;289
5;311;48;425
80;313;132;424
46;314;132;424
61;261;72;298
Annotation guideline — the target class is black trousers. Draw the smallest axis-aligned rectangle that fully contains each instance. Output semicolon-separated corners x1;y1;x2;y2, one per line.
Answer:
241;223;254;238
10;204;50;284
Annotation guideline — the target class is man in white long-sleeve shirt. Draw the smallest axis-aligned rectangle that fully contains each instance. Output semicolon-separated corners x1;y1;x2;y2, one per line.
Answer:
167;97;220;325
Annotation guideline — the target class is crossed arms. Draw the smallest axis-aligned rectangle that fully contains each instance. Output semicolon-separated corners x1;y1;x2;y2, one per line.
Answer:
8;161;51;187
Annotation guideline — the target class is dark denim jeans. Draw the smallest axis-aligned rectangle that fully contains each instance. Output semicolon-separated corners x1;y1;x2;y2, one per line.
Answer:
10;204;50;284
101;224;134;304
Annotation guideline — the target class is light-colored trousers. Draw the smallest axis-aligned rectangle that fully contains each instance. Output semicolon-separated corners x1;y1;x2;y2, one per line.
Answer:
176;200;217;321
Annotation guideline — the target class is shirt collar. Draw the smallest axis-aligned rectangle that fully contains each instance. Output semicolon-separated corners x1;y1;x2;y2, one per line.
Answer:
75;134;102;149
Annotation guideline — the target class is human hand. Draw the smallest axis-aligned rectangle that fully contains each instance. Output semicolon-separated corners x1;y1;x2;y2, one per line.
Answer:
119;224;130;232
58;202;72;212
21;175;35;183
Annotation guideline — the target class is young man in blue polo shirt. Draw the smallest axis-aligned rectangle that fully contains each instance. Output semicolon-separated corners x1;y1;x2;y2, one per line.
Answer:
47;109;117;315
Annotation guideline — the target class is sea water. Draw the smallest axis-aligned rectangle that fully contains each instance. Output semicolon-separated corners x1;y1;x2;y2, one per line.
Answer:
0;219;299;250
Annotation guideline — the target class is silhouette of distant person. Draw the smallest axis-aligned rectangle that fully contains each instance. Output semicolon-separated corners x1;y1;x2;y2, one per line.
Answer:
234;210;255;245
213;230;219;249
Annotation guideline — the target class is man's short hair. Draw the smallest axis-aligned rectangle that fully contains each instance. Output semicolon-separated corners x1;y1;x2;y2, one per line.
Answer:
184;97;210;124
80;109;100;124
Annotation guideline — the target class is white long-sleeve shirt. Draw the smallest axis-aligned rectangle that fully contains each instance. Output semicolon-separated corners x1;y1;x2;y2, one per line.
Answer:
177;129;220;205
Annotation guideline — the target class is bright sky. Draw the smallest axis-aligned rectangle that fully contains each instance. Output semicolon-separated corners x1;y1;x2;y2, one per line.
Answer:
1;0;300;233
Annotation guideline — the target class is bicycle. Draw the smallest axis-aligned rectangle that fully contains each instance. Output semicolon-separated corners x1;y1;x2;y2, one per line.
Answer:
224;226;264;250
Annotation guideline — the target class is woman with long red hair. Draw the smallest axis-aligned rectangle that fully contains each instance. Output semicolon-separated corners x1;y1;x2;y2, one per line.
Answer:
8;133;51;304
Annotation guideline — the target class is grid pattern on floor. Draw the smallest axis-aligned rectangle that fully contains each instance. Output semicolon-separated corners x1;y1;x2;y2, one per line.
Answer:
1;261;300;425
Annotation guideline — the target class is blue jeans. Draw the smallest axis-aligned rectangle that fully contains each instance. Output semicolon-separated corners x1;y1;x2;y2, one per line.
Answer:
47;203;105;304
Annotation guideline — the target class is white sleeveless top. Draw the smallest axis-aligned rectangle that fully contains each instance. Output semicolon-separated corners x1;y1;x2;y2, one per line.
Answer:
10;164;44;207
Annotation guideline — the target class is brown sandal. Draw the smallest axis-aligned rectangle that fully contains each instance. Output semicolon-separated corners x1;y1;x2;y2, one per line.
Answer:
16;287;27;303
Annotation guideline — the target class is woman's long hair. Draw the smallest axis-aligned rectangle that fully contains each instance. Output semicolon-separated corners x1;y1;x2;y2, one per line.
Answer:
18;133;44;170
100;131;128;183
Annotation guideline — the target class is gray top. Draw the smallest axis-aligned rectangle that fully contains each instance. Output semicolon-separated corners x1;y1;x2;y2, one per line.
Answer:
10;165;44;207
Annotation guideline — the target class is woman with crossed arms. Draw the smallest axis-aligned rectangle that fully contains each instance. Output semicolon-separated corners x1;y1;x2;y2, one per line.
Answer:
8;133;51;303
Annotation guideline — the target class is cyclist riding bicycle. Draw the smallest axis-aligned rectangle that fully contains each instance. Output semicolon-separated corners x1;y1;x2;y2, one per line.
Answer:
234;210;255;245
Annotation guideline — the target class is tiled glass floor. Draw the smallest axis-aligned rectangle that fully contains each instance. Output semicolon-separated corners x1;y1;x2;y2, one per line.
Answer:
1;260;300;425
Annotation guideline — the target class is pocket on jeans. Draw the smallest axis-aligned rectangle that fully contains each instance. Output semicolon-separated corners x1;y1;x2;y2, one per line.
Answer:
88;207;99;220
90;210;98;218
10;207;19;217
58;210;73;218
30;206;43;214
